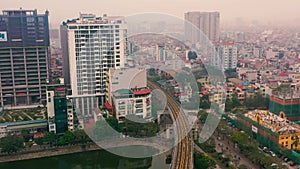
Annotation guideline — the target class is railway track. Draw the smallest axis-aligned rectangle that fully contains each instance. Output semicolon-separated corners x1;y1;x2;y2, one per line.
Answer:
148;80;192;169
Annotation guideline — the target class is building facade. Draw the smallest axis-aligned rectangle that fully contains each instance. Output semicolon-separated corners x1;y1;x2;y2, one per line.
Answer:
46;85;74;134
213;42;238;70
244;110;300;151
105;68;151;122
269;94;300;121
0;9;50;108
184;11;220;44
156;44;167;62
106;67;147;105
112;88;151;122
61;13;128;116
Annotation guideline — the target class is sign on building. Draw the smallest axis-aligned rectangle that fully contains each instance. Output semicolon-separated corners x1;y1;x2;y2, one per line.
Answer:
252;125;258;133
0;31;7;42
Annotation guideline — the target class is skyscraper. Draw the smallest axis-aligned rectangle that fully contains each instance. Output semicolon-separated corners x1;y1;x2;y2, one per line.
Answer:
0;9;50;108
184;11;220;44
61;13;128;115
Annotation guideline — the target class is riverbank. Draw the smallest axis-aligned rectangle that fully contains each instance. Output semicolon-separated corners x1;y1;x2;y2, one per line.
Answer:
0;143;102;163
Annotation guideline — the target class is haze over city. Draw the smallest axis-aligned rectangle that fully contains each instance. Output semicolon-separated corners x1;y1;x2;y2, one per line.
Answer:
1;0;300;168
2;0;300;28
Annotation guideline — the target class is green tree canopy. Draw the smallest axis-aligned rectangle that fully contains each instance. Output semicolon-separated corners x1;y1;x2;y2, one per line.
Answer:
0;135;24;153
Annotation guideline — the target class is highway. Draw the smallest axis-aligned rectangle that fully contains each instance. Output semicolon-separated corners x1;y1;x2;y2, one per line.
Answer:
148;80;192;169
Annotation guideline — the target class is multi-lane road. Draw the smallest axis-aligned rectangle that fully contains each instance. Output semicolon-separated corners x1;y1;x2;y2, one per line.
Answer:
148;80;192;169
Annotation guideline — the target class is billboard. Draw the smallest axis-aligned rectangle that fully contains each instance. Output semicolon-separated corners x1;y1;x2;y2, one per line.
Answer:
0;31;7;42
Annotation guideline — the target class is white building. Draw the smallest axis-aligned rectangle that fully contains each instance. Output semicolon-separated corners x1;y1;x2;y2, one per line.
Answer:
112;88;151;122
213;42;238;70
106;68;147;105
104;68;151;122
61;13;128;115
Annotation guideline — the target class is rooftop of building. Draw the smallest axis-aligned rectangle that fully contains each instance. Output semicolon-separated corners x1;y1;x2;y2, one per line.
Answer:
113;89;133;97
244;110;300;135
1;9;48;16
113;87;151;98
64;13;125;25
0;119;47;127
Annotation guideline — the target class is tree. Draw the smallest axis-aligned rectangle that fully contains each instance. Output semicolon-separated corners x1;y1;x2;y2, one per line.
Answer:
144;122;160;137
35;137;44;145
0;135;24;153
194;152;216;169
57;137;67;146
75;130;90;144
125;115;159;137
199;94;210;109
21;130;32;142
225;99;234;112
43;132;57;146
244;93;269;109
61;131;75;145
198;110;208;123
232;97;241;107
106;117;121;132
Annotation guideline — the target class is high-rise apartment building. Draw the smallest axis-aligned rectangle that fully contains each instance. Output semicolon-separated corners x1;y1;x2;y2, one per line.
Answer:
212;42;238;70
0;9;50;108
184;11;220;44
61;13;127;115
156;44;167;62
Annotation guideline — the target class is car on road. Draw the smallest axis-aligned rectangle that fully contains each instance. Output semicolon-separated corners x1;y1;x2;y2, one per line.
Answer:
271;163;278;168
289;161;296;166
263;147;269;153
269;151;276;157
276;153;282;158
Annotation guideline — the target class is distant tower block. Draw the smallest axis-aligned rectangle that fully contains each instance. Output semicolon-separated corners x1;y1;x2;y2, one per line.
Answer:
156;44;167;61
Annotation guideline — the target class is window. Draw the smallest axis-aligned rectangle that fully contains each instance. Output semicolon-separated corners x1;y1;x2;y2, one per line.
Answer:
48;98;51;102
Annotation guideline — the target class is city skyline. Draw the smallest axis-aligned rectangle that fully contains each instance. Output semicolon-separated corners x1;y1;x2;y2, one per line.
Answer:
1;0;300;28
0;1;300;168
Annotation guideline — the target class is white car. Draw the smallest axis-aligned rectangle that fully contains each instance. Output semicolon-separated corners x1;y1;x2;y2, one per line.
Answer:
269;151;276;157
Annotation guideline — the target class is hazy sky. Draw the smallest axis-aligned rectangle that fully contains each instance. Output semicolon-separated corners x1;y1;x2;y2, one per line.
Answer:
1;0;300;28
